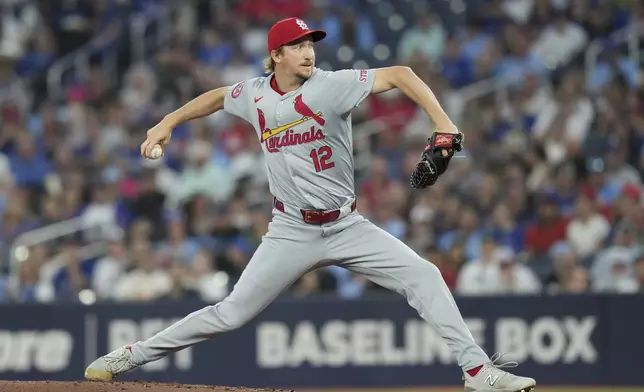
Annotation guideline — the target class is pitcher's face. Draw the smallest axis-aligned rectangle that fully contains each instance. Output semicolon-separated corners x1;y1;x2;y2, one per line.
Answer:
274;36;315;80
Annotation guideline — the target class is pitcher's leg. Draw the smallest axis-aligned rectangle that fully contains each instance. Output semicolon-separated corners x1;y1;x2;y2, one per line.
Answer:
328;217;488;370
130;236;321;365
86;213;326;381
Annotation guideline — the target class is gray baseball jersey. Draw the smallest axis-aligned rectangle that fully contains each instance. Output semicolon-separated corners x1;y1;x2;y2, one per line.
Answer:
124;68;490;376
223;67;372;210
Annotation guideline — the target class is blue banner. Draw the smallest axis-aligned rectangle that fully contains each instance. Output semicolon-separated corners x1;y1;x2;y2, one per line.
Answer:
0;304;86;380
0;294;642;387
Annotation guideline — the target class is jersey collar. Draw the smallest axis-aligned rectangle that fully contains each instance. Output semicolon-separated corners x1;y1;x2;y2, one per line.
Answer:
269;69;318;97
269;74;286;96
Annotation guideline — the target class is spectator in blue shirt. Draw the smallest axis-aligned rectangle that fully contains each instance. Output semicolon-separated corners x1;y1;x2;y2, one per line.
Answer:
440;38;475;88
306;7;375;53
544;163;580;217
459;19;492;61
438;205;485;261
587;48;640;92
490;203;525;254
197;28;234;68
157;213;202;269
494;25;547;85
9;133;51;188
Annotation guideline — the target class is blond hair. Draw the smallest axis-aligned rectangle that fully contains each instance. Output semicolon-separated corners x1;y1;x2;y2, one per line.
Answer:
263;56;275;74
263;48;283;74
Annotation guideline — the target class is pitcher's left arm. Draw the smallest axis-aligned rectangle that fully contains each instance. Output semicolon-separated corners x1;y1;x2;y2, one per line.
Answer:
372;66;463;189
372;66;457;134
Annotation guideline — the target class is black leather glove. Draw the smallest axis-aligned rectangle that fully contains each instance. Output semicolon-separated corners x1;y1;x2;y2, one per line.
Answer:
409;131;464;189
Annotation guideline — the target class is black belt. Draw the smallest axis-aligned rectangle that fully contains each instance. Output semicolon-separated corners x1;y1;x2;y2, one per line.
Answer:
273;197;357;225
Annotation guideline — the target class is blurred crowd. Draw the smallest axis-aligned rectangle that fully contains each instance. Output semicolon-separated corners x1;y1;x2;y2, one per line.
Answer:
0;0;643;304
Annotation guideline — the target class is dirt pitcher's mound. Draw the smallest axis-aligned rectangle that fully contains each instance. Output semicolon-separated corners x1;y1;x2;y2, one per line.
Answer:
0;381;295;392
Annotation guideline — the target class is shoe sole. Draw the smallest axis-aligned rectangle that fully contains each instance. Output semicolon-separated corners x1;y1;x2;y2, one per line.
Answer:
466;386;535;392
84;368;114;381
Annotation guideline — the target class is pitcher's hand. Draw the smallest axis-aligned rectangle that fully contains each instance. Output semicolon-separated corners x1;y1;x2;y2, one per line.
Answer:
141;120;173;158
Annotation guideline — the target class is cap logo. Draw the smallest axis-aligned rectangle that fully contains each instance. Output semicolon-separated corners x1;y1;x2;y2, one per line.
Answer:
296;19;309;30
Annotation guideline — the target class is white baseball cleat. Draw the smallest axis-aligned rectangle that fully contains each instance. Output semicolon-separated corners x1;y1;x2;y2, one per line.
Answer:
84;345;139;381
463;353;536;392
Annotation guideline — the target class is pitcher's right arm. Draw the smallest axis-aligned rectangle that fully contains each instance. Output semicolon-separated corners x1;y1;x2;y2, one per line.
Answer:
141;80;255;158
164;87;227;127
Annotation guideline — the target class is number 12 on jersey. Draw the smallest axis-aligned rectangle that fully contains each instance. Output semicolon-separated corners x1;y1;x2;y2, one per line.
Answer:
309;146;335;172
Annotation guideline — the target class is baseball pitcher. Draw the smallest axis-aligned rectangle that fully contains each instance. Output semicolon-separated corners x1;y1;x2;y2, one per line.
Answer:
85;17;536;392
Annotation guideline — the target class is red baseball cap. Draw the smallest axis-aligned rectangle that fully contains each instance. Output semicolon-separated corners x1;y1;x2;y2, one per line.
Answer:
267;17;326;53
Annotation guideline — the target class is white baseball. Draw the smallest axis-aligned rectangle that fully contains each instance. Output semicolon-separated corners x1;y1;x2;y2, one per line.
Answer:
149;144;163;159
